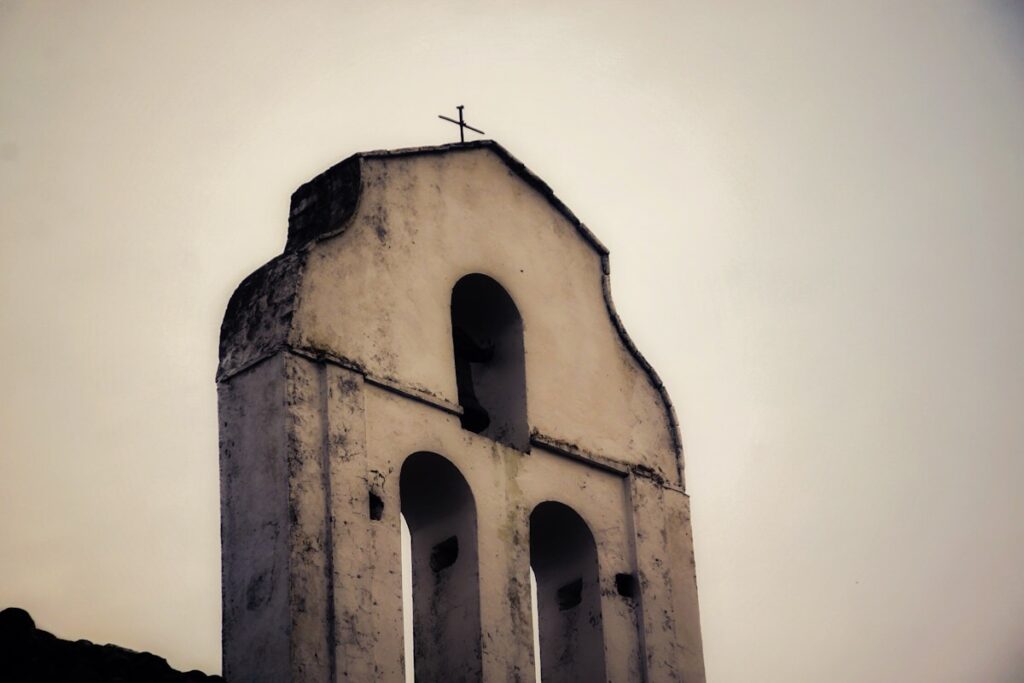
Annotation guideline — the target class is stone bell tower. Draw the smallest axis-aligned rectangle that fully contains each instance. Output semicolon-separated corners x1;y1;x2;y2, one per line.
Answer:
217;141;705;682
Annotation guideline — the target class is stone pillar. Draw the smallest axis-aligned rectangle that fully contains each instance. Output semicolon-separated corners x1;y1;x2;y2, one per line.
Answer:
324;365;405;682
219;354;332;682
476;465;537;683
630;474;706;682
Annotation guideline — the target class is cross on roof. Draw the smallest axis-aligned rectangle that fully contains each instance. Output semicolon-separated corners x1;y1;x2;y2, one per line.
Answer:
438;105;485;143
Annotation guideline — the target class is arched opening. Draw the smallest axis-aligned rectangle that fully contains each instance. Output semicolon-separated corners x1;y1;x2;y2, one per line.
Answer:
400;452;482;682
451;273;528;451
530;502;606;683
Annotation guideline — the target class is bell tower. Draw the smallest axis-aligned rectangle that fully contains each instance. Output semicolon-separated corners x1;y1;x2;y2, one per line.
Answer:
217;141;705;682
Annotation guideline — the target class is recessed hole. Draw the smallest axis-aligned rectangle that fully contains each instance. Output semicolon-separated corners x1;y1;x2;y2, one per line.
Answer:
430;535;459;572
557;577;583;610
368;491;384;521
451;274;528;450
615;572;637;599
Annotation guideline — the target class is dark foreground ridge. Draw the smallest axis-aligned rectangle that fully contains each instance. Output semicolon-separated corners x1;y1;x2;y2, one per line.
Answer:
0;607;222;682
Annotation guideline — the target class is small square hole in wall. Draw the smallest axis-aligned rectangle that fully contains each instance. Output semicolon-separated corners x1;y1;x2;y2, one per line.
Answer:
615;572;637;599
368;491;384;521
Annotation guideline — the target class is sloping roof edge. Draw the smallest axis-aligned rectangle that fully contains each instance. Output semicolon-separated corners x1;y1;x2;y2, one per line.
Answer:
352;140;610;255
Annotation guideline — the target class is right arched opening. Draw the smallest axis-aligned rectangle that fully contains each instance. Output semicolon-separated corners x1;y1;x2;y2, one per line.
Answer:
451;273;528;451
400;451;482;682
529;501;606;683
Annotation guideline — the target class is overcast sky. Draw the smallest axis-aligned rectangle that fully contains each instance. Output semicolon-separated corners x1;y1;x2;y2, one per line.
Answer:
2;1;1023;680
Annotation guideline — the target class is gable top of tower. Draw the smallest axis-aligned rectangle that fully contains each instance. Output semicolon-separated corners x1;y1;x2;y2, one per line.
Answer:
219;141;685;487
285;140;609;255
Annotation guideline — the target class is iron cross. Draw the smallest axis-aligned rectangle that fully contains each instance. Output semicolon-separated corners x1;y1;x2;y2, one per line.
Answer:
438;105;485;143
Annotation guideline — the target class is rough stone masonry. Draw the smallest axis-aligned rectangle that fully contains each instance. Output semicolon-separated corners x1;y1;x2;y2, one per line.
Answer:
217;141;705;682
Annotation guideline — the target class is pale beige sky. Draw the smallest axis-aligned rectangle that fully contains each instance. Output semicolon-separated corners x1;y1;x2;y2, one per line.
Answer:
2;1;1023;680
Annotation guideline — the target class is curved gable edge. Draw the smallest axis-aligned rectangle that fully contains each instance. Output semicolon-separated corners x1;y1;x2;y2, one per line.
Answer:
482;142;686;487
286;154;362;252
598;258;686;489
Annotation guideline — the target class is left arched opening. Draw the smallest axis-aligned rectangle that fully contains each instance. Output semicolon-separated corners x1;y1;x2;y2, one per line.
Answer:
400;452;483;682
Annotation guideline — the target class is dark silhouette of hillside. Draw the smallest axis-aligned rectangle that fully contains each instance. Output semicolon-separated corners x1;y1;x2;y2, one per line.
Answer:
0;607;222;682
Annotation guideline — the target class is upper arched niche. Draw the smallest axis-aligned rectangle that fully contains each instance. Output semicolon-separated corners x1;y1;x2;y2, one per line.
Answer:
451;273;528;451
217;141;686;486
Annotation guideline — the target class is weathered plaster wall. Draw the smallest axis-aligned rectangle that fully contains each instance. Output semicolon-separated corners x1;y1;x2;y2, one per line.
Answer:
287;148;678;483
630;477;705;682
321;364;405;682
218;356;291;682
362;383;648;682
